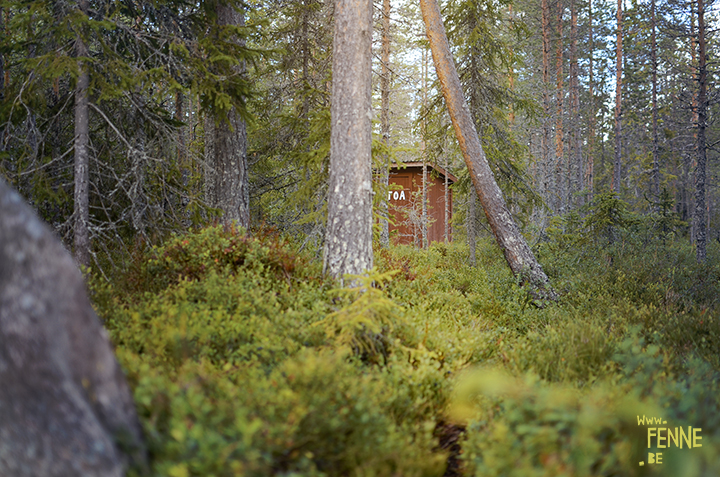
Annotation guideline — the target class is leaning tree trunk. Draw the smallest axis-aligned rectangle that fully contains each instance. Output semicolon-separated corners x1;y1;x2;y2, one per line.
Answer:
420;0;557;300
73;0;90;268
205;3;249;228
323;0;373;282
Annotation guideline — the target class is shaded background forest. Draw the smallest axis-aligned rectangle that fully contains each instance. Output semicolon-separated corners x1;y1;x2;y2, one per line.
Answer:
0;0;717;267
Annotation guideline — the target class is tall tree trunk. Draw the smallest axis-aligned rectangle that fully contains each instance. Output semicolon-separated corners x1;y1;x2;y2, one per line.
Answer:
73;0;90;268
613;0;623;194
323;0;373;281
555;0;565;213
379;0;391;247
176;91;186;167
694;0;708;262
651;0;660;207
586;0;595;203
688;10;698;242
420;0;557;299
569;0;580;208
205;3;249;228
421;48;429;249
541;0;552;202
508;4;516;124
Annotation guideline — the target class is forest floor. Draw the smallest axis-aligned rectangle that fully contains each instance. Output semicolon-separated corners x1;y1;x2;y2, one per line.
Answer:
91;224;720;476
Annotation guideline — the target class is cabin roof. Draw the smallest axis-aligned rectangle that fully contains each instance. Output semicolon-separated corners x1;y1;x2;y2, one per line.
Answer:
389;162;458;184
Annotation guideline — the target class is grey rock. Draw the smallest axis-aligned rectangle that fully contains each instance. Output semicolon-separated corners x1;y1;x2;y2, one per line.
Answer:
0;178;146;476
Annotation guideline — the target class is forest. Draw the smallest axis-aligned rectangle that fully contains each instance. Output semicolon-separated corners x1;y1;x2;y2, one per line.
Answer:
0;0;719;474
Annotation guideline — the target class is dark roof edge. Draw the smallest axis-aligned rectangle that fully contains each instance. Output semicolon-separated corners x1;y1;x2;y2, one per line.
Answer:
390;162;458;183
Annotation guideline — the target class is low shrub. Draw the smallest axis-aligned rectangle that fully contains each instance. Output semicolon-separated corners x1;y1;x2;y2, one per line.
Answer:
90;224;720;476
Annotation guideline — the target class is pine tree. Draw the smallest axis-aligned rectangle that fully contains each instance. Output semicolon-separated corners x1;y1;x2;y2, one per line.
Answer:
420;0;557;299
323;0;374;282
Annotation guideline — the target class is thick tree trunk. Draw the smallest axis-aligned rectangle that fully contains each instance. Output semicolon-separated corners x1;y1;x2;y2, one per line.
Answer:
379;0;391;247
613;0;623;194
0;178;147;476
694;0;708;262
420;0;557;299
205;3;249;228
323;0;373;282
73;2;90;268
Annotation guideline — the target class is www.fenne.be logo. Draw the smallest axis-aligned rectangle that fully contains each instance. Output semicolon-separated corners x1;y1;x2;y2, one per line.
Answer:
637;415;702;466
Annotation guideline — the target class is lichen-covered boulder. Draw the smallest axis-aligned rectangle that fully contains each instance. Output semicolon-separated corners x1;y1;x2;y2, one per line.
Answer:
0;178;146;476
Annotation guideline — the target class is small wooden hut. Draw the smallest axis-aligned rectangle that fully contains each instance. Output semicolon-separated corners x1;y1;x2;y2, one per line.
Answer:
387;162;456;246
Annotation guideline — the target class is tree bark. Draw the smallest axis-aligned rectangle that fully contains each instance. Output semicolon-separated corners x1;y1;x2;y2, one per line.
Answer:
420;0;557;299
467;187;476;266
130;112;147;237
613;0;623;194
586;0;595;203
0;8;4;103
73;0;90;268
0;178;147;476
204;3;249;228
569;0;581;208
323;0;373;282
421;48;429;249
379;0;391;247
651;0;660;207
444;154;449;242
555;0;565;212
694;0;708;262
541;0;552;201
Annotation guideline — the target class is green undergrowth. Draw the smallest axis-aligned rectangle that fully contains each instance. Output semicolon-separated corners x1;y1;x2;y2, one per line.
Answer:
91;224;720;476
